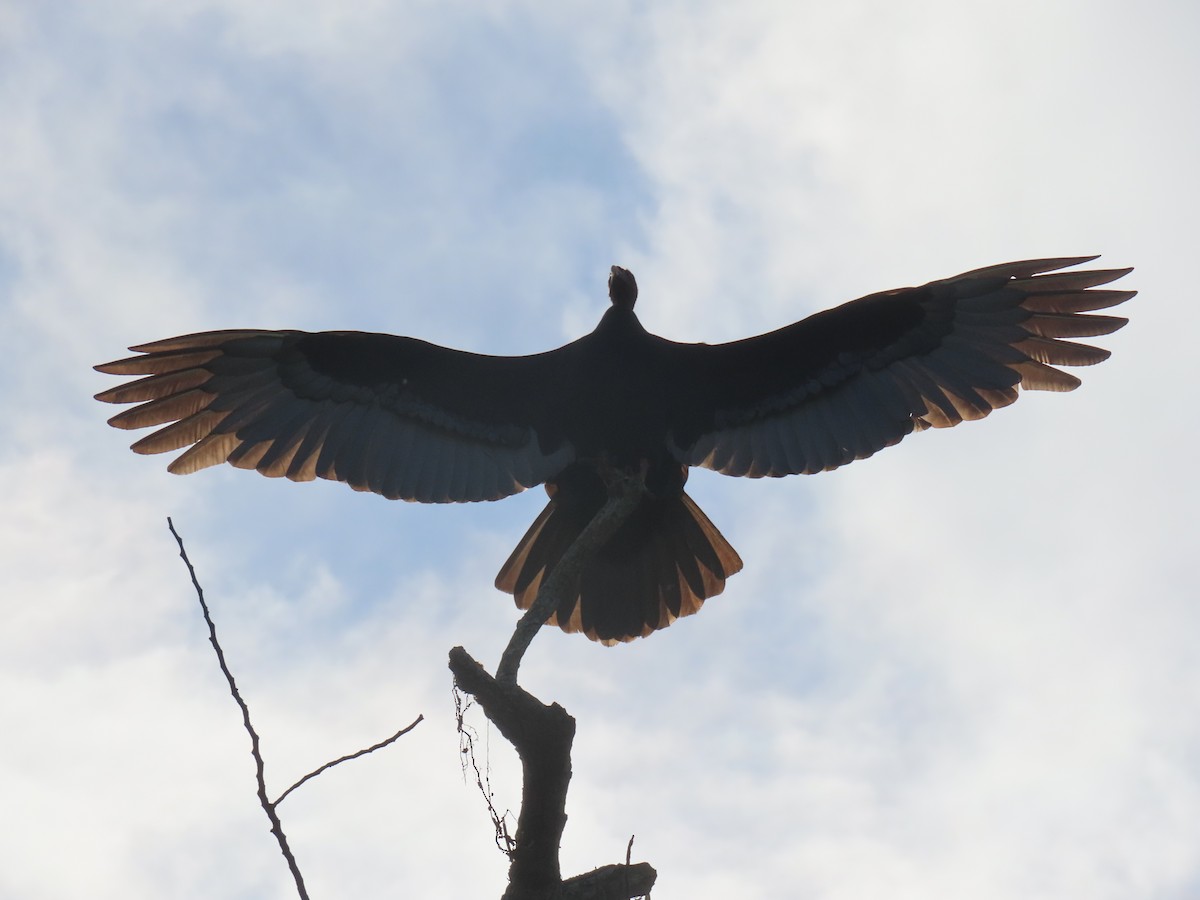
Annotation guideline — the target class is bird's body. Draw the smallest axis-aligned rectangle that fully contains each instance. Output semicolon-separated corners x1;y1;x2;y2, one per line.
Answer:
96;258;1132;643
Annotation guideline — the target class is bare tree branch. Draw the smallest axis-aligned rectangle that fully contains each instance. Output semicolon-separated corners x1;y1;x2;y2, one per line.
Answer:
275;715;424;807
168;517;310;900
169;468;651;898
450;647;656;900
449;468;657;898
497;470;645;685
450;646;575;893
559;863;657;900
167;518;423;899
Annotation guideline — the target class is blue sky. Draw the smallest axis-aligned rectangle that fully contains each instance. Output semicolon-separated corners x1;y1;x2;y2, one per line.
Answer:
3;2;1197;897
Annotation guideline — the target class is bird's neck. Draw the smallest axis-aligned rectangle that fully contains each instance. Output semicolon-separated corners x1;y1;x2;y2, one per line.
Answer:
595;305;647;340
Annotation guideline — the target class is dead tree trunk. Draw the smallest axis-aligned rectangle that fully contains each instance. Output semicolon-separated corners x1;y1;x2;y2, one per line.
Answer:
449;472;657;899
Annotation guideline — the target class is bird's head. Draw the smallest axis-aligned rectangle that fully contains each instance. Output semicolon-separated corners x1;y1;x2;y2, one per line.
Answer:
608;266;638;310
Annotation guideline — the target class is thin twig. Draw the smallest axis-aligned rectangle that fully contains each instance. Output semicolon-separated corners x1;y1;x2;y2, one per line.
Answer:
275;714;424;807
167;517;310;900
454;685;515;855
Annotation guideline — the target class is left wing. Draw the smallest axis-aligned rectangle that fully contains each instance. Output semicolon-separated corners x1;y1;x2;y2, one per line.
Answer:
95;330;575;503
666;257;1133;477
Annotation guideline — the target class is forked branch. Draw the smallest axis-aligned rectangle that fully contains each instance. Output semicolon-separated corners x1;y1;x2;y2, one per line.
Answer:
450;472;656;899
168;518;422;899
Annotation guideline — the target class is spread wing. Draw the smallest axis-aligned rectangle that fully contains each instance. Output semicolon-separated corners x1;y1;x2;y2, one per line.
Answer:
95;330;575;502
668;256;1133;476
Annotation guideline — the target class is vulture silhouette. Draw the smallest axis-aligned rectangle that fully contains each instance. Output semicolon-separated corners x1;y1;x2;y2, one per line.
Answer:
96;257;1132;643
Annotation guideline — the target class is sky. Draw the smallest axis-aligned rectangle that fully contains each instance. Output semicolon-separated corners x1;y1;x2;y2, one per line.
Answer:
2;1;1197;898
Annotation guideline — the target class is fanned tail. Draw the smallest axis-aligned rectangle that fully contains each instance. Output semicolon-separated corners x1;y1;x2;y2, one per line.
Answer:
496;482;742;645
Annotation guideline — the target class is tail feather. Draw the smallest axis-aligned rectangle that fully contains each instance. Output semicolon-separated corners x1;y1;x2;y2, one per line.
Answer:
495;485;743;645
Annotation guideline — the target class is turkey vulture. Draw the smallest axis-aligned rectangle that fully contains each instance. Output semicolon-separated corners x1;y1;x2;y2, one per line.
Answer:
95;257;1132;643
